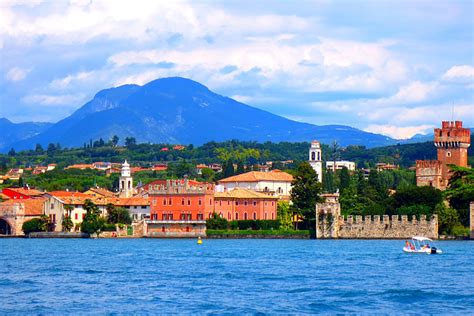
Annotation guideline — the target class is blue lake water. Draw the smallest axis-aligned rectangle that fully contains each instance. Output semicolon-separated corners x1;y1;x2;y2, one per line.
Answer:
0;239;473;314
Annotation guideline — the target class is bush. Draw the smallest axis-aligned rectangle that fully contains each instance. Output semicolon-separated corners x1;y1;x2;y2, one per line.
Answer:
22;218;47;235
228;220;280;230
396;204;432;219
451;225;469;237
206;213;229;229
102;223;117;232
206;229;310;236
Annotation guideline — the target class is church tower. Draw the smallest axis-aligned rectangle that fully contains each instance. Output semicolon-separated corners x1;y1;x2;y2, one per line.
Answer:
119;160;133;198
309;140;323;183
434;121;471;187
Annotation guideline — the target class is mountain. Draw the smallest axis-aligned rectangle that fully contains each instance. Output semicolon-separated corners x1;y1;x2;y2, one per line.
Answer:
4;77;397;151
0;118;53;150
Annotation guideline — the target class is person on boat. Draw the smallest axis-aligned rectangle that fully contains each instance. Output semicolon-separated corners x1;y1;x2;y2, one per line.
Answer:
410;242;415;250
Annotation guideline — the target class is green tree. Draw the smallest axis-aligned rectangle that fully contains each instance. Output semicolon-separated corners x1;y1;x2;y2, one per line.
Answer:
200;167;215;182
81;199;106;237
290;162;323;227
106;204;132;225
223;158;234;178
236;160;245;175
111;135;119;147
62;215;74;232
435;203;460;235
444;165;474;226
323;170;335;193
125;137;137;148
8;148;15;156
22;216;49;235
339;166;350;192
277;201;293;230
206;213;229;229
35;144;44;153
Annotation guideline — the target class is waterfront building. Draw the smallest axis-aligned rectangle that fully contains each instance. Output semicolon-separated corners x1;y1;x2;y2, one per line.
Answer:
218;170;293;200
416;121;471;190
214;188;278;221
0;198;46;235
148;179;215;221
326;160;356;171
309;140;323;183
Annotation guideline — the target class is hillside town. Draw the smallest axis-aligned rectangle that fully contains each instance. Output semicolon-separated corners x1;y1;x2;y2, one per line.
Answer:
0;121;472;239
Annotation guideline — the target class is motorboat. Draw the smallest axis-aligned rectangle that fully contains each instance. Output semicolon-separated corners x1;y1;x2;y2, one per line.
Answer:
403;236;442;254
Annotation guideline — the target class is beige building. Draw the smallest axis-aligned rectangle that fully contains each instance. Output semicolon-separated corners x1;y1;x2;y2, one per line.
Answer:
218;170;293;200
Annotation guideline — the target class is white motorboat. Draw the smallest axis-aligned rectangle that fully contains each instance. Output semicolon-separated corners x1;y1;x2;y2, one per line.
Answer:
403;236;442;254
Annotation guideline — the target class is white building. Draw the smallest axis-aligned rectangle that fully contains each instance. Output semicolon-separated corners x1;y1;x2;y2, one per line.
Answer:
218;170;293;200
309;140;323;183
326;160;356;171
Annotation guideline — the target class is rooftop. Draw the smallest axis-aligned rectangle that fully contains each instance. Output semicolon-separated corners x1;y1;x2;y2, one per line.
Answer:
219;170;293;183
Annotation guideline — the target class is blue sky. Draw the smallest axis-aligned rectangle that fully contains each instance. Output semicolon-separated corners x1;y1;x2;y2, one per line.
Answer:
0;0;473;139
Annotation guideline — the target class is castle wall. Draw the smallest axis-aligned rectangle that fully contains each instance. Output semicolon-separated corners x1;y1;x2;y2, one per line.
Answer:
334;215;438;239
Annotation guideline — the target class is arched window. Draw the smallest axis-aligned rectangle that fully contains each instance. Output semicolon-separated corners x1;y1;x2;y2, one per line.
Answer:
235;213;239;220
311;152;315;160
181;198;185;205
253;212;257;220
244;212;248;220
264;213;267;220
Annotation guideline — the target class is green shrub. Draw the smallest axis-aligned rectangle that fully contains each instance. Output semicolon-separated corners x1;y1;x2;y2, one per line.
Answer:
206;213;229;229
206;229;309;236
451;225;469;237
22;218;47;235
102;223;117;232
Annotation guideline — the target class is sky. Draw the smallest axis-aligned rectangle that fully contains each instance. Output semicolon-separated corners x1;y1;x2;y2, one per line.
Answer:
0;0;473;139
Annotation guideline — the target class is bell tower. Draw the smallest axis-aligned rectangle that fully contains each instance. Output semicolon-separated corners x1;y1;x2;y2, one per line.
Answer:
434;121;471;187
119;160;133;198
309;140;323;183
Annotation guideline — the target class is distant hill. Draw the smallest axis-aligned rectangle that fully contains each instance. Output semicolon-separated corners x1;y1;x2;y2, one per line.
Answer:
3;77;405;151
0;118;52;150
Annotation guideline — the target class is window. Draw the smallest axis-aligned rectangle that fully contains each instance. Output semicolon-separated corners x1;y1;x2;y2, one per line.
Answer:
244;213;248;220
182;198;185;205
180;214;186;220
244;201;248;206
227;201;230;205
187;214;192;220
186;226;190;232
75;213;78;220
162;226;165;232
141;206;146;209
163;199;167;206
272;202;274;206
447;152;451;157
253;201;257;206
197;214;203;220
82;213;85;220
188;199;191;206
50;203;54;209
228;212;231;220
169;214;173;220
210;199;212;205
169;198;172;205
199;199;202;206
236;201;239;206
311;152;315;160
235;213;239;220
272;213;274;220
253;212;256;220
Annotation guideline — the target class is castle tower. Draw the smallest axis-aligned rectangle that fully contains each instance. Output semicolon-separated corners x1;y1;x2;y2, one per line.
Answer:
309;140;323;183
119;160;133;198
434;121;471;186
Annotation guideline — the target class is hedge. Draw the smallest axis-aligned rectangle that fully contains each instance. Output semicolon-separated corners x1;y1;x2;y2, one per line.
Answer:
207;229;310;236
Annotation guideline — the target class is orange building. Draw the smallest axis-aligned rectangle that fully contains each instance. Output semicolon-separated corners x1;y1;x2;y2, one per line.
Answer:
148;179;215;221
214;188;278;221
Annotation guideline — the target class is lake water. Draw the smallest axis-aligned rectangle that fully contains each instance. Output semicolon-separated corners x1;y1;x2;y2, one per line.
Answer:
0;239;473;314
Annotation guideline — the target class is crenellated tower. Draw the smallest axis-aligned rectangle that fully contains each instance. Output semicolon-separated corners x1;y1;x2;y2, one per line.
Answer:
434;121;471;183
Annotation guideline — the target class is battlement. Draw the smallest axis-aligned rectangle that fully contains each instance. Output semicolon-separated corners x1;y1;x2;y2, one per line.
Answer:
341;214;432;224
416;160;442;169
434;120;471;146
149;179;214;195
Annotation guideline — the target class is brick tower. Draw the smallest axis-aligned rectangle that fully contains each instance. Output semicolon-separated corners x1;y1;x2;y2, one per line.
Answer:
434;121;471;186
416;120;471;190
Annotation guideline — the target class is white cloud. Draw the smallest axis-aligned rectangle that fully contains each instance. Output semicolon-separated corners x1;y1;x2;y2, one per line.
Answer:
5;67;29;81
442;65;474;82
364;124;434;139
390;81;438;103
50;71;94;89
22;93;85;106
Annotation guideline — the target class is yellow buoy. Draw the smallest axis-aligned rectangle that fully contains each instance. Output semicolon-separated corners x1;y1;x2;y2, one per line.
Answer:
197;236;203;244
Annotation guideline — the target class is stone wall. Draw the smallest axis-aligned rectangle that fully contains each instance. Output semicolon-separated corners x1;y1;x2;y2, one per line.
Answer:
326;215;438;239
147;221;206;238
